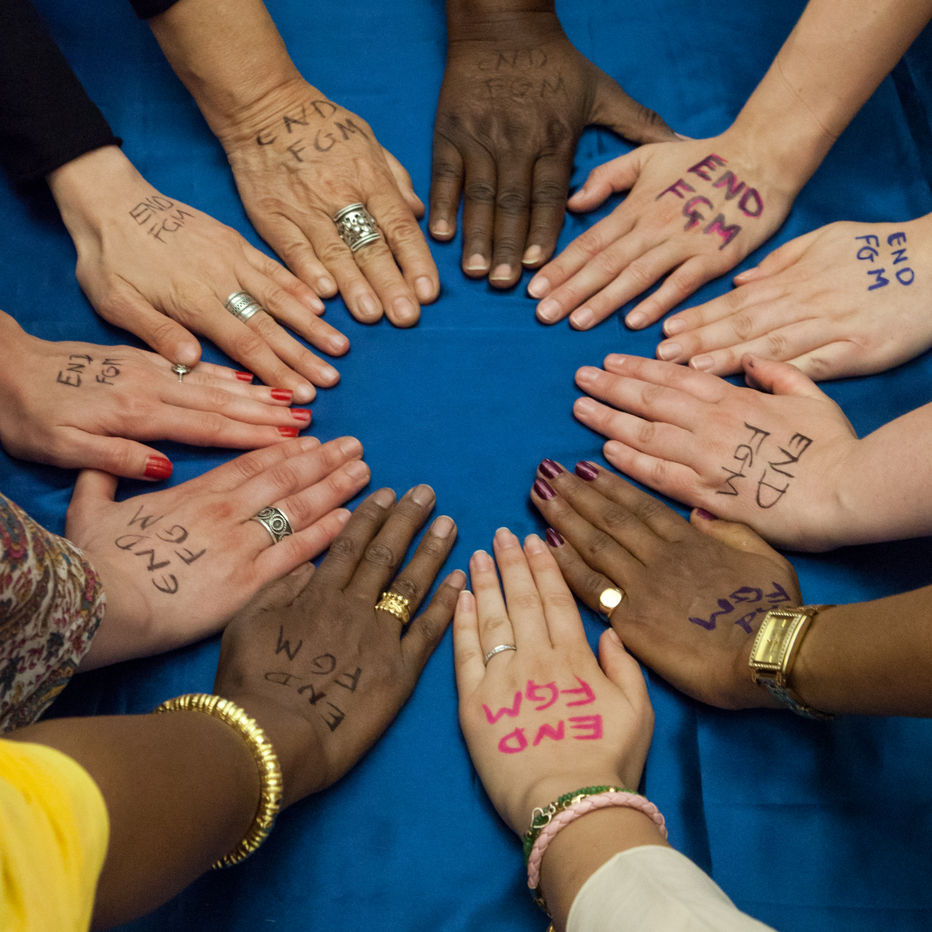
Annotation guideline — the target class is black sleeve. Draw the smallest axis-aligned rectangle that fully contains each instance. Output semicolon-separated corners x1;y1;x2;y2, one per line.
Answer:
0;0;121;185
127;0;180;18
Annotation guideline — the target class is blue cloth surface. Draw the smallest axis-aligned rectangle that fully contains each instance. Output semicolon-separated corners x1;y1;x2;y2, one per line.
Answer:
2;1;931;929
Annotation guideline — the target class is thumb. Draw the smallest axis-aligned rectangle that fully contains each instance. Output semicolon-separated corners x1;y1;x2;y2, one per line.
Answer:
568;148;644;212
742;354;827;400
689;507;785;562
66;468;119;537
732;230;816;286
592;71;678;145
598;627;648;700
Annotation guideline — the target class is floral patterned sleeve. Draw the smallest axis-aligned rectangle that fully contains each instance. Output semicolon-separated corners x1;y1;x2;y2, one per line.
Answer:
0;493;106;732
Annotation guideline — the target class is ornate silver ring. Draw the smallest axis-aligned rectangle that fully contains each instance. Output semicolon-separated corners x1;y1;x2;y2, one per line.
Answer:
251;506;294;544
333;203;381;252
225;290;263;323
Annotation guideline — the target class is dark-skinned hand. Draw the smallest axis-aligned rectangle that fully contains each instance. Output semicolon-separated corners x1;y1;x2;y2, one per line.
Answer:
529;459;800;709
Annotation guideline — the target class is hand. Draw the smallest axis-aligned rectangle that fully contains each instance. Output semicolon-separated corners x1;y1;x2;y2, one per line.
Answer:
572;354;860;550
65;436;370;668
48;147;348;404
529;460;801;710
430;9;675;288
215;80;438;327
657;216;932;379
0;314;315;480
454;528;652;835
528;133;798;330
216;485;464;804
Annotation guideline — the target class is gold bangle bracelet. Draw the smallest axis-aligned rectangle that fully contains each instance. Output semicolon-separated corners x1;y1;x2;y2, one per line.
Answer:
154;692;283;869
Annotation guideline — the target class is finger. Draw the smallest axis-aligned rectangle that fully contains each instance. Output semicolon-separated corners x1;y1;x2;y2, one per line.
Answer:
373;197;439;307
160;380;312;430
488;153;534;288
469;547;517;657
732;231;816;285
741;354;829;399
786;341;865;381
522;150;573;268
254;506;353;582
402;568;467;671
382;148;424;217
522;533;586;647
378;513;457;631
429;131;464;242
246;309;342;389
242;240;326;315
491;527;548;644
565;149;642;213
602;438;701;506
596;353;728;403
311;487;396;590
540;525;624;621
351;484;437;597
453;588;486;696
56;429;175;481
95;282;202;368
689;507;788;562
460;145;497;279
597;629;652;742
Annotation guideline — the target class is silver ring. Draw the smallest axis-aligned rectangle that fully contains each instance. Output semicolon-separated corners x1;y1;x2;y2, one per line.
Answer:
598;586;625;620
483;643;517;665
333;203;381;252
171;363;190;383
225;290;263;322
250;506;293;544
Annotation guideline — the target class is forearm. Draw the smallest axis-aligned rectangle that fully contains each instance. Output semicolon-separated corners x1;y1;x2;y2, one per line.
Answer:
147;0;303;138
788;586;932;717
730;0;932;193
446;0;555;35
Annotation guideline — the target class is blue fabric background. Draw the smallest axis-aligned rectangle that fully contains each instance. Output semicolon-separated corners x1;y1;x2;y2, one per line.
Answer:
2;1;931;929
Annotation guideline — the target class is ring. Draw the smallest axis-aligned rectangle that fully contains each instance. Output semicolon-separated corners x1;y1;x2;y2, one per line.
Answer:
250;506;293;544
225;290;263;323
333;203;381;252
483;643;517;665
375;590;411;625
171;363;190;382
598;586;625;620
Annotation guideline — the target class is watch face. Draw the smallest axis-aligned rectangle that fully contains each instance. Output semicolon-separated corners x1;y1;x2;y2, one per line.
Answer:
756;615;792;665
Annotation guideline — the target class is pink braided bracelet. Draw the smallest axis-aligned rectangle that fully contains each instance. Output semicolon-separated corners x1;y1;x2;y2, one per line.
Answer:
526;789;668;891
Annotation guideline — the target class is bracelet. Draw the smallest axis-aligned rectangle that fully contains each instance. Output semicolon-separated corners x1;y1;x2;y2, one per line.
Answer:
153;692;283;869
523;786;667;914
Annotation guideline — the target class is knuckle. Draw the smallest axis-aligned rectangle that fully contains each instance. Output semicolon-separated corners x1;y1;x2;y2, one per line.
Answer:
764;331;788;357
390;576;421;602
730;312;756;341
364;541;397;568
496;189;530;216
464;180;496;206
328;535;358;559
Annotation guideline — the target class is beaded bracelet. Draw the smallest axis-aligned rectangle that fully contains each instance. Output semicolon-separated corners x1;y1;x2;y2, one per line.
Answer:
153;692;283;869
523;786;668;913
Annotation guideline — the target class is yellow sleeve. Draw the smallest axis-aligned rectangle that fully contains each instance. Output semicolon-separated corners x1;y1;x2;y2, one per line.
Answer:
0;739;109;932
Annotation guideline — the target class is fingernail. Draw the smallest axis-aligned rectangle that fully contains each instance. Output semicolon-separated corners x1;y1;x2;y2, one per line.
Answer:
575;461;599;481
471;549;494;570
626;311;646;329
345;459;370;480
528;275;550;298
695;508;718;521
431;218;451;237
278;426;299;438
532;478;556;500
465;253;488;273
605;354;627;368
291;408;311;422
392;296;418;324
690;355;714;371
372;488;396;508
144;455;173;480
327;335;349;355
573;397;599;419
539;458;562;479
292;383;314;404
235;371;254;382
572;185;588;200
523;245;543;266
536;298;560;322
339;436;363;456
490;263;513;284
319;364;340;384
448;568;467;589
410;483;435;507
318;276;337;295
545;527;564;547
431;515;455;539
358;294;380;319
271;388;293;402
569;307;594;329
415;276;435;302
663;318;685;336
656;341;682;361
494;526;519;547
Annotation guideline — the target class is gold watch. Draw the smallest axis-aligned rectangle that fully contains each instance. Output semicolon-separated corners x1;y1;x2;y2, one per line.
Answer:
748;606;834;720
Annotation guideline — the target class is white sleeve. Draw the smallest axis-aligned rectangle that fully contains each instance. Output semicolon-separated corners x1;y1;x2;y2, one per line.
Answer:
566;845;776;932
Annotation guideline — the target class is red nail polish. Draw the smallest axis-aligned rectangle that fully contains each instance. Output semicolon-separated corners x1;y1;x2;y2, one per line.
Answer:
235;371;254;382
539;458;563;479
277;426;299;438
291;408;311;422
144;456;172;480
575;461;599;481
545;527;564;547
271;388;293;402
533;478;556;500
695;508;718;521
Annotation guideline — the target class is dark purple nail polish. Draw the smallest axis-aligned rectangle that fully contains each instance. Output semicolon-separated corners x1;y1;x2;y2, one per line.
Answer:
539;458;563;479
695;508;718;521
545;527;564;547
533;478;556;500
575;461;599;481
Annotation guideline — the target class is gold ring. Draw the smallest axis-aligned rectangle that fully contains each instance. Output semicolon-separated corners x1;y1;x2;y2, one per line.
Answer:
598;586;624;620
375;590;411;625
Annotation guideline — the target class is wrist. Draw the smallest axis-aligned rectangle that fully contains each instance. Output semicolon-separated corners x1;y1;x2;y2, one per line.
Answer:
446;3;560;42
